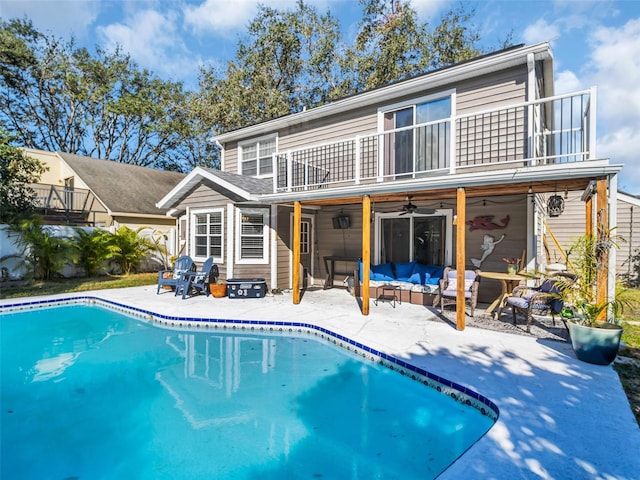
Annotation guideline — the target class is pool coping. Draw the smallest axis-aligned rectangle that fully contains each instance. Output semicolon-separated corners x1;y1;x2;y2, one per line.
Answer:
1;295;499;423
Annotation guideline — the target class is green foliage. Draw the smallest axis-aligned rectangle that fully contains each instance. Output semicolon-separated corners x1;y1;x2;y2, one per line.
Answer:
109;226;153;275
0;18;213;172
9;217;76;280
564;228;633;325
0;128;48;223
71;228;117;277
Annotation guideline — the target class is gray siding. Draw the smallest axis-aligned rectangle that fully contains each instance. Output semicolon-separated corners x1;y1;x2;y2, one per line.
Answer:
220;65;530;175
541;191;639;282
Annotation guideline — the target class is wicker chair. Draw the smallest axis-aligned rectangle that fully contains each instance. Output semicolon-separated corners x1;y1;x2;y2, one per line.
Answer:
439;267;481;317
505;272;576;332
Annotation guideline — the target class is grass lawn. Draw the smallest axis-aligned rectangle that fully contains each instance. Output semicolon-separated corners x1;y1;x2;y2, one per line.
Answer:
1;274;639;427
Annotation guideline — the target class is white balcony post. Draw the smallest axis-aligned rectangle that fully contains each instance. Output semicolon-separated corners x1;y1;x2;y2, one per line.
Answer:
304;157;309;191
355;136;361;185
272;153;278;193
287;151;293;193
377;132;384;182
589;86;597;159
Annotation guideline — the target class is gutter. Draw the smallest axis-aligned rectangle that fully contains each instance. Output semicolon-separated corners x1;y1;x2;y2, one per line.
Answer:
257;161;623;204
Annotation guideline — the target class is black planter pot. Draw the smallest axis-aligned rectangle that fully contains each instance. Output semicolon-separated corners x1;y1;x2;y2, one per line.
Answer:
566;320;623;366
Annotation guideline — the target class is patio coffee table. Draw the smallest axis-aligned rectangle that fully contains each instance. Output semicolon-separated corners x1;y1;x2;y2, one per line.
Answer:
375;284;400;307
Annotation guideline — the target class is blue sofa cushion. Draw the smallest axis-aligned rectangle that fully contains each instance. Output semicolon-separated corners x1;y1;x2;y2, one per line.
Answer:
394;261;416;281
370;262;395;281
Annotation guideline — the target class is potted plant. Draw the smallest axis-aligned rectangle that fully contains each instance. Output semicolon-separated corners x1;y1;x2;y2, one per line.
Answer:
210;279;227;298
562;228;628;365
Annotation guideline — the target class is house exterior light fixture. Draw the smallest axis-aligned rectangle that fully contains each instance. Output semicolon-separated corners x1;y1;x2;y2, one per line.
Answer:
547;194;565;217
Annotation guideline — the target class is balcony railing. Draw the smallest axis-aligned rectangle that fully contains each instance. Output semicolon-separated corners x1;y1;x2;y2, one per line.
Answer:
274;88;595;193
30;184;101;224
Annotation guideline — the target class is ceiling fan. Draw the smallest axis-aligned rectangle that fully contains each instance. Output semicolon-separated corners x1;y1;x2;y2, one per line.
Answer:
399;196;436;215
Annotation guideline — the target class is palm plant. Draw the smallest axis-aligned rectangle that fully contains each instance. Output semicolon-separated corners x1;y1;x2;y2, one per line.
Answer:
109;226;153;275
9;217;76;280
72;228;117;277
564;226;624;325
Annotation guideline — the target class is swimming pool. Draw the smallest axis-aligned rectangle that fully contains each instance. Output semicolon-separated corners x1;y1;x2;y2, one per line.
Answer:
1;299;497;479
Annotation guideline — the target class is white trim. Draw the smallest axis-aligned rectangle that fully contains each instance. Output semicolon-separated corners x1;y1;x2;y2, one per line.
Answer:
226;204;235;279
238;134;278;179
190;208;225;263
289;212;315;289
376;89;456;120
235;207;270;265
270;205;278;290
157;166;258;209
609;173;618;313
260;160;623;204
374;209;453;265
619;192;640;207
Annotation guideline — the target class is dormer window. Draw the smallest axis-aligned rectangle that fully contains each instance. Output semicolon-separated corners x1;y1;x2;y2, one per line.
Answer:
239;135;276;177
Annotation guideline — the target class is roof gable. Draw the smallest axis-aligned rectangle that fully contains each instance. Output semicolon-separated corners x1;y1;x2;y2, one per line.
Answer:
57;153;185;216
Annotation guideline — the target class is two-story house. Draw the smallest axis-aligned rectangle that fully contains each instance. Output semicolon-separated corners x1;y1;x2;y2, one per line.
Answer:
158;42;622;329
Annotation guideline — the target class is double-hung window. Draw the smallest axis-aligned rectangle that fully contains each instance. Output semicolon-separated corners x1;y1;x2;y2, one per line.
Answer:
236;208;269;264
240;135;276;177
192;209;223;262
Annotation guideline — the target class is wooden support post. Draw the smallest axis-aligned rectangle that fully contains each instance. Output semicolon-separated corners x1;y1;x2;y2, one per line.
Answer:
293;201;301;305
585;194;593;237
456;187;466;331
596;178;608;314
362;195;371;315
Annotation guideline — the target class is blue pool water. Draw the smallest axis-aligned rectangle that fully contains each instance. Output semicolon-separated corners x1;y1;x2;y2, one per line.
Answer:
1;304;495;479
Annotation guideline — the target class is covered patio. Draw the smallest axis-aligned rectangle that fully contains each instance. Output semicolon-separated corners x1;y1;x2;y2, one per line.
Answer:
281;174;616;331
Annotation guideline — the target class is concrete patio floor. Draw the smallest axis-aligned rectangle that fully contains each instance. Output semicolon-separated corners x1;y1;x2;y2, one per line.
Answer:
3;285;639;479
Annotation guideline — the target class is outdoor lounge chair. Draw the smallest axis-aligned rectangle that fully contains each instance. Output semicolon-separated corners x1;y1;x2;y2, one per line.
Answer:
439;267;481;317
505;272;576;332
156;255;194;294
175;257;219;299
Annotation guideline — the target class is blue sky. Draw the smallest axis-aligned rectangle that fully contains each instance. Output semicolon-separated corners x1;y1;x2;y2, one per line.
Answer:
2;0;640;193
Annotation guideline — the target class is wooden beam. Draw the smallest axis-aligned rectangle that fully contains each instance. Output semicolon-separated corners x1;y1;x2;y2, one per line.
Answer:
362;195;371;315
292;201;301;304
456;187;466;330
596;178;608;314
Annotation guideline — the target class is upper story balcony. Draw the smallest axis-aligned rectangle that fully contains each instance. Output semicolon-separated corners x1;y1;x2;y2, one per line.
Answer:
273;88;595;194
30;183;102;225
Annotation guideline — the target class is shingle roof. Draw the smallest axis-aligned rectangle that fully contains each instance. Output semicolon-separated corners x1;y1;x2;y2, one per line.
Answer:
58;153;186;215
201;168;273;195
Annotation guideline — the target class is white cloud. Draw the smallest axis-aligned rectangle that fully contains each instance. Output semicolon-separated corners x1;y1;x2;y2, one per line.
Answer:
410;0;450;19
183;0;301;34
97;8;198;82
1;0;99;38
554;70;583;95
523;18;560;45
581;18;640;192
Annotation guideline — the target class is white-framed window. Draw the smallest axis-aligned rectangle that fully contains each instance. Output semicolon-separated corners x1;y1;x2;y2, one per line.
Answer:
375;210;453;266
191;209;224;262
300;220;310;255
379;91;453;175
235;207;269;264
239;135;277;177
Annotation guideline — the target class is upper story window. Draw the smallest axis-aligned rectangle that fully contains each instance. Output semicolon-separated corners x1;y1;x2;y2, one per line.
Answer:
380;92;453;176
239;135;276;177
235;207;269;264
192;209;224;262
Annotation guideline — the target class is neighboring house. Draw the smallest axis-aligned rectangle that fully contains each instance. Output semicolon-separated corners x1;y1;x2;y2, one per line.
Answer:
158;42;625;328
24;149;185;234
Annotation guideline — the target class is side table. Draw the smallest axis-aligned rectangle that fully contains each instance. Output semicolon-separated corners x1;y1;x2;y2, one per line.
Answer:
375;284;400;307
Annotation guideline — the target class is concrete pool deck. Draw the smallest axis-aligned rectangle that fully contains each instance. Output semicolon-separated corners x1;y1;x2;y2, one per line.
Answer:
3;285;639;479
